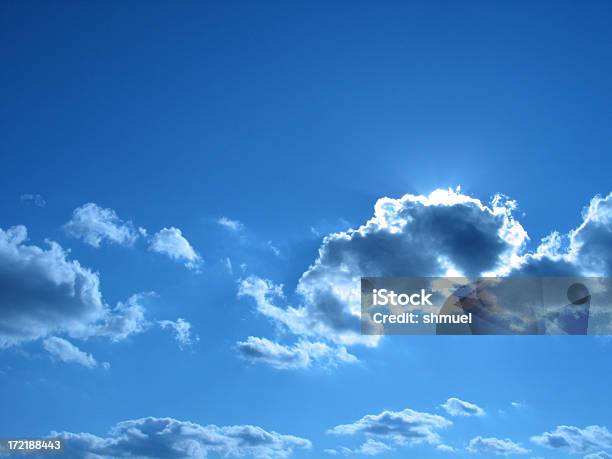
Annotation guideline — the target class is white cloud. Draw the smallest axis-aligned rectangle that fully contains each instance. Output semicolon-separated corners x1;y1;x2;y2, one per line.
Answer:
64;203;139;247
437;444;456;452
441;398;485;417
218;217;244;232
0;225;148;348
531;425;612;454
328;407;451;447
149;227;202;270
511;401;527;409
52;417;311;459
43;336;97;368
94;293;150;342
159;318;197;349
236;336;357;370
467;436;529;455
239;188;527;348
239;189;612;353
356;439;392;455
238;277;308;337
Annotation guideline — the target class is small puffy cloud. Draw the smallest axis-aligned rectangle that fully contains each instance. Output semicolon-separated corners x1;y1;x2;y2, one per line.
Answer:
441;398;485;417
43;337;97;368
584;452;612;459
437;444;456;452
149;227;202;270
511;401;527;409
218;217;244;232
159;318;197;350
328;407;451;447
467;437;529;455
236;336;357;370
357;439;392;455
0;225;148;348
53;416;311;459
531;425;612;454
64;203;139;247
94;294;149;342
20;193;46;207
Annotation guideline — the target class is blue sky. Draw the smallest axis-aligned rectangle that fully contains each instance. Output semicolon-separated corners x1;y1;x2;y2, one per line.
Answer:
2;1;612;458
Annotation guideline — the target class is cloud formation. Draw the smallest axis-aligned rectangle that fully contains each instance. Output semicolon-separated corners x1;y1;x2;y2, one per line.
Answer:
328;407;451;447
64;203;140;247
52;417;311;459
149;227;202;270
236;336;357;370
0;225;147;348
218;217;244;232
159;318;196;349
238;189;612;353
441;398;485;417
43;336;98;368
531;425;612;454
467;436;529;455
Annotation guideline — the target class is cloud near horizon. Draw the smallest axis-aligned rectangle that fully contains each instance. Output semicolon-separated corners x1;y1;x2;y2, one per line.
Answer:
52;417;311;459
328;406;452;447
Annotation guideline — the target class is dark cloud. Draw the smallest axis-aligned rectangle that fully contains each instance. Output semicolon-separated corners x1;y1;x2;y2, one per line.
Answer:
239;189;612;350
0;225;147;348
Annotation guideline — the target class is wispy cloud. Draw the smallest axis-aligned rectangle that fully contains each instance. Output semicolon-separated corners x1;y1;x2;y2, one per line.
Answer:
218;216;244;232
20;193;46;207
64;203;139;247
158;318;197;350
43;337;98;368
531;425;612;454
149;227;202;270
236;336;357;370
467;436;529;455
441;397;485;417
51;417;311;458
328;406;451;448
